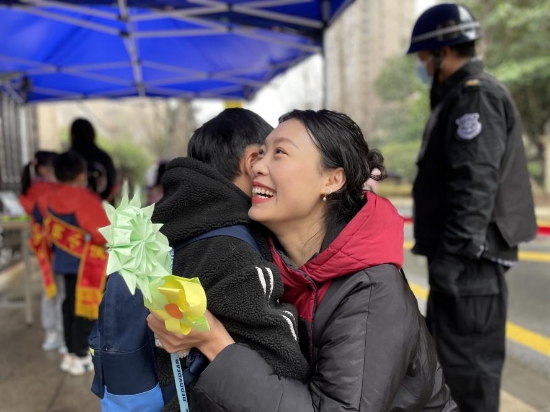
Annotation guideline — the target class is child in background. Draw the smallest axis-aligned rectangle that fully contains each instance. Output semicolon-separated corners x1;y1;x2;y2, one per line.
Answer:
145;159;169;205
20;151;59;215
35;150;109;376
20;151;65;352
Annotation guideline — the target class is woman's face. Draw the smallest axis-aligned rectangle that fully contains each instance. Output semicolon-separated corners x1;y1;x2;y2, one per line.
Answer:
249;119;328;230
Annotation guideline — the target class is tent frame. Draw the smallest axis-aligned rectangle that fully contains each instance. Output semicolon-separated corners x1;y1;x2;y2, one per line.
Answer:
1;0;350;101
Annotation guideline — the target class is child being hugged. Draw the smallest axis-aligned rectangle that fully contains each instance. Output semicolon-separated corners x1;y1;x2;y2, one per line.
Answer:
35;150;109;376
91;109;309;412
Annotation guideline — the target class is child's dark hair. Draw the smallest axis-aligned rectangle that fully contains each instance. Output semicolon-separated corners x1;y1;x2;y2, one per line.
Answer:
54;150;87;183
187;108;273;181
155;161;168;187
21;151;59;195
278;109;385;228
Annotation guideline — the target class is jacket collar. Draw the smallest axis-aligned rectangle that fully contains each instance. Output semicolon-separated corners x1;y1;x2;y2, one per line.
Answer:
430;58;484;108
271;193;404;321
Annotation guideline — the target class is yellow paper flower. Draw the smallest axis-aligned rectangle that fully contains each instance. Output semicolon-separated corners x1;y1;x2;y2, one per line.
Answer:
145;276;209;335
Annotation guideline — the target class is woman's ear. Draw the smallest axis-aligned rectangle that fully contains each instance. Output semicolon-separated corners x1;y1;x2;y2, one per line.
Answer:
325;167;346;193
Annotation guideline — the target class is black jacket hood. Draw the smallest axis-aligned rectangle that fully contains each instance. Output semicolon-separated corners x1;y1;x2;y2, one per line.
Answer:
151;157;253;244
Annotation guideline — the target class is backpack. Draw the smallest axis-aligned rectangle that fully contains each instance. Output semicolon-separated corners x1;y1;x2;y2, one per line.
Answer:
90;224;260;411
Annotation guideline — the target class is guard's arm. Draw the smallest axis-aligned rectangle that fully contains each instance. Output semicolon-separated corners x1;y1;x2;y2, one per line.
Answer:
441;85;508;259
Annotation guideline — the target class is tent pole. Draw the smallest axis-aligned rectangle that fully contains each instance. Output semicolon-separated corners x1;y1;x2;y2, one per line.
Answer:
19;105;29;165
119;0;145;96
322;36;327;109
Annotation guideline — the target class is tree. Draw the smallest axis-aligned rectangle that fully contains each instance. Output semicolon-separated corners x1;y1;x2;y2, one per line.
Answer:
373;56;430;183
461;0;550;185
98;137;151;189
140;99;197;160
374;1;550;186
59;127;151;190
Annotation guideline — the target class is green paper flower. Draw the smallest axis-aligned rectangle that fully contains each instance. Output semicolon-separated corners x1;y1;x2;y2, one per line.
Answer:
99;182;172;302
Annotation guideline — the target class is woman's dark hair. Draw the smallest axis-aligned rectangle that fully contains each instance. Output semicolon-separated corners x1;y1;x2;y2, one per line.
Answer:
20;150;59;195
54;150;87;183
70;118;96;149
188;108;273;181
278;109;385;227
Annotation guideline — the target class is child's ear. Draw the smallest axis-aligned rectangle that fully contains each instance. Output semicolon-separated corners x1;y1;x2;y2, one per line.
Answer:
243;145;260;175
77;172;88;188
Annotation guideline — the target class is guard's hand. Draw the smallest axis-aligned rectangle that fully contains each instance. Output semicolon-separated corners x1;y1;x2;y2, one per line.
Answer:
428;253;465;297
147;310;235;361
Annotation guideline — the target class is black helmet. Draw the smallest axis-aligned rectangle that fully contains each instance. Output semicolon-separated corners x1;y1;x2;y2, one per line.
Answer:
407;3;481;54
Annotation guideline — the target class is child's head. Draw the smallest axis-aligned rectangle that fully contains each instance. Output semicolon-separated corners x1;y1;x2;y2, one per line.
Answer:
146;159;170;205
21;151;59;195
187;108;273;195
54;150;88;187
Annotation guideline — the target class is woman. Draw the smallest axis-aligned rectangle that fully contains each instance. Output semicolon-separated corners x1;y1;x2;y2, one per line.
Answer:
148;109;456;411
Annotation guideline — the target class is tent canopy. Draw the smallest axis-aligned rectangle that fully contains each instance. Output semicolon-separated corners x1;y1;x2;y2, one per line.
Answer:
0;0;351;102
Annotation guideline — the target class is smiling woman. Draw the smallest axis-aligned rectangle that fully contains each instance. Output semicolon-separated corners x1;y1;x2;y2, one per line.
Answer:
151;109;457;412
250;110;385;267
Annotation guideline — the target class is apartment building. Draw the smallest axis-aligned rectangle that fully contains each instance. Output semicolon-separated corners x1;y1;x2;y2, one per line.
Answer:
325;0;416;135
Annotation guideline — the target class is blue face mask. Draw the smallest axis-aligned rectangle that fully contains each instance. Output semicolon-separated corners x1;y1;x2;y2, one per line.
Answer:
416;56;433;85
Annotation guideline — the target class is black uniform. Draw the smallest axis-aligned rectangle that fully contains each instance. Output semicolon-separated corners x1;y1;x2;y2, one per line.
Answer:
412;59;537;411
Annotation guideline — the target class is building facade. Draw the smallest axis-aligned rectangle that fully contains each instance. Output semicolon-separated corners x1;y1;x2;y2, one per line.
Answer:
325;0;415;136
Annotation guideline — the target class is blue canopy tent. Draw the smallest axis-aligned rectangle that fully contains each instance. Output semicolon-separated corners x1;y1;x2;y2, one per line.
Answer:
0;0;352;103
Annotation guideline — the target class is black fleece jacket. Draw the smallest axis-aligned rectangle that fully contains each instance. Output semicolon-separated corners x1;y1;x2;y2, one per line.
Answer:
151;157;309;411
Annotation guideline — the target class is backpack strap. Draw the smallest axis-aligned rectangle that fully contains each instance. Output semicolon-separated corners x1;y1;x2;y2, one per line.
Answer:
173;224;261;255
165;224;261;396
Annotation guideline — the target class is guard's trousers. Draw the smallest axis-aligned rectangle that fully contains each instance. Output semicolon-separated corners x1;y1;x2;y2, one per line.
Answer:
426;258;508;412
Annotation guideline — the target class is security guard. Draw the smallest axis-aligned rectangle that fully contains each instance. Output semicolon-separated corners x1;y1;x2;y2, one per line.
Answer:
407;3;537;411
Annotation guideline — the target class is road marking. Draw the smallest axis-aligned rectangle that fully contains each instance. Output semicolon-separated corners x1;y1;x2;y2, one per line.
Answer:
517;250;550;263
408;282;550;357
403;241;550;263
506;323;550;357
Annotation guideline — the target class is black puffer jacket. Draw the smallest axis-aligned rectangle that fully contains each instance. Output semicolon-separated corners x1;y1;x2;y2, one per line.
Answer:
187;194;457;411
151;157;309;411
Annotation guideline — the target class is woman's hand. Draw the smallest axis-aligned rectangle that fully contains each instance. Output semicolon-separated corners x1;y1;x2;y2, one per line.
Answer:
146;310;235;361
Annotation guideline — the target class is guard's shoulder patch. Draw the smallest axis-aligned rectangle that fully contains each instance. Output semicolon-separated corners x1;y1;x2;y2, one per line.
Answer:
455;113;482;140
464;78;481;87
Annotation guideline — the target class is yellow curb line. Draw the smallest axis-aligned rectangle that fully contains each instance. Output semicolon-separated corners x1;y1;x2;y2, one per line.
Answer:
517;250;550;263
403;241;550;264
408;282;550;357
